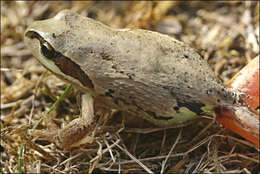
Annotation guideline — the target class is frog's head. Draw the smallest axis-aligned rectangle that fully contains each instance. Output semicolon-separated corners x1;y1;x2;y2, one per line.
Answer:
24;10;96;94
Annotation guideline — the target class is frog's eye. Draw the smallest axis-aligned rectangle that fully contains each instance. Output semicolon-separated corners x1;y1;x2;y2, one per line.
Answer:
41;42;56;59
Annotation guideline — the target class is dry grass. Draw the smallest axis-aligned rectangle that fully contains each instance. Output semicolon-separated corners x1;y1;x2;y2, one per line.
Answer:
1;1;259;173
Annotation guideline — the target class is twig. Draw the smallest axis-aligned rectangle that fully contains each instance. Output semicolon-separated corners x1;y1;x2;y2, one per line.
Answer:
113;140;154;174
160;128;182;174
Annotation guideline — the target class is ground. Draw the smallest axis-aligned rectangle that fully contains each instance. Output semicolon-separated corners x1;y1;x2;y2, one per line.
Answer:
1;1;259;173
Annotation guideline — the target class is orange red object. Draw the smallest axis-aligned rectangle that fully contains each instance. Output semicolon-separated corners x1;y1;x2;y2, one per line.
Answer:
216;56;259;147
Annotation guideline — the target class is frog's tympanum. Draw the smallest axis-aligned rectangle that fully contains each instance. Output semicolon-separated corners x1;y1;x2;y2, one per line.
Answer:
24;10;244;148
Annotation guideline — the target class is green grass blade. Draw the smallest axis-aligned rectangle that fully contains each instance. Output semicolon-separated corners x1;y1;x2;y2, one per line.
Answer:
31;84;73;131
18;144;24;174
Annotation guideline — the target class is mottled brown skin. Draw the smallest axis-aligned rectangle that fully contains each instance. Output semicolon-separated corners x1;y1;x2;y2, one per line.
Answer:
25;10;242;129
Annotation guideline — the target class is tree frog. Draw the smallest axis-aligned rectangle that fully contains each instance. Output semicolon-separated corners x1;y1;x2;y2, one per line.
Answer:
24;10;242;148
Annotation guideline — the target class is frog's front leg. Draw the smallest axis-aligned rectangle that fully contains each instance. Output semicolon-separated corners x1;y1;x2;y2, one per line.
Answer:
33;93;97;149
56;93;96;149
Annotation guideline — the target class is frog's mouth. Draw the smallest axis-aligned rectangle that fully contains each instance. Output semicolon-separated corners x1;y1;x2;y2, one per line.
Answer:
25;30;94;92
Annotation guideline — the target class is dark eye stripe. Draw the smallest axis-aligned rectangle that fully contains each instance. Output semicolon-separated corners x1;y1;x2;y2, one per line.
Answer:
53;53;94;89
25;30;94;90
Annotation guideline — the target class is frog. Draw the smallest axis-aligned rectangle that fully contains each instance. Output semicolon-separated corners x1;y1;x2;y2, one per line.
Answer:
24;10;242;149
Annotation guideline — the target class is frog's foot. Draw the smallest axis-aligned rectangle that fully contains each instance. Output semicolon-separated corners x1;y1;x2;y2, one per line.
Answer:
56;118;96;149
32;93;97;149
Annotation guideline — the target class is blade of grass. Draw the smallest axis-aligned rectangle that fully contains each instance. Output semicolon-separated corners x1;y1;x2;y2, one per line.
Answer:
31;84;73;131
18;144;24;174
0;168;5;174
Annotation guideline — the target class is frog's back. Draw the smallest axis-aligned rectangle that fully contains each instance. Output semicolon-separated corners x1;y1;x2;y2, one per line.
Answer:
92;29;236;101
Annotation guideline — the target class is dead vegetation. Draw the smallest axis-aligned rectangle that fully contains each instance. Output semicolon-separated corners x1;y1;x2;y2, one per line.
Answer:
1;1;259;173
